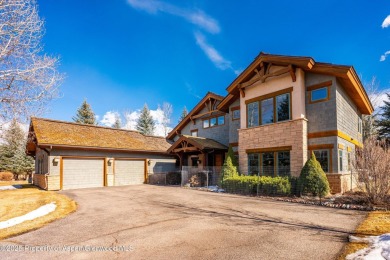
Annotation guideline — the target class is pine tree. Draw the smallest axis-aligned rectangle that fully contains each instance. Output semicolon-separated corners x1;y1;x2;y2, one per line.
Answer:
179;106;188;123
73;100;97;125
377;93;390;139
220;156;238;187
136;104;155;135
0;120;34;177
112;114;121;129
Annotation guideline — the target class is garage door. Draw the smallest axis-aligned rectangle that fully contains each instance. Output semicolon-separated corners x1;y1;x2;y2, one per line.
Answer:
114;159;145;186
62;158;104;190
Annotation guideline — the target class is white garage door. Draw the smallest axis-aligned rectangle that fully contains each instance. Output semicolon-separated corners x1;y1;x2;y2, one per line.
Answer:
114;159;145;186
62;158;104;190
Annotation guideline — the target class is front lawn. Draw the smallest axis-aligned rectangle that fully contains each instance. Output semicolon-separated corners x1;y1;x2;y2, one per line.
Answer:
0;183;76;240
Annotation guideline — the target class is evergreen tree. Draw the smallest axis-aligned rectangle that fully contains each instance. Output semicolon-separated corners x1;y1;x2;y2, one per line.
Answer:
0;120;34;177
73;100;97;125
136;104;155;135
112;114;121;129
227;145;238;167
299;152;330;198
377;93;390;139
179;106;188;123
220;156;238;186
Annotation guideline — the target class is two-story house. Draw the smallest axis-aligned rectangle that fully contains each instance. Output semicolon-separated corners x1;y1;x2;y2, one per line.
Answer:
167;53;373;193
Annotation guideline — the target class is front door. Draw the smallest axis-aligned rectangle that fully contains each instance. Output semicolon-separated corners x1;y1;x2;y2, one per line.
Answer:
215;154;223;167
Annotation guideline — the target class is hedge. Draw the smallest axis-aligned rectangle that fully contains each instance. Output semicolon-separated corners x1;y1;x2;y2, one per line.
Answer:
222;175;291;196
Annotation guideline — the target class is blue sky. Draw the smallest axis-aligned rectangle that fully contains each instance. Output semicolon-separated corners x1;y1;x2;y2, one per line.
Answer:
38;0;390;133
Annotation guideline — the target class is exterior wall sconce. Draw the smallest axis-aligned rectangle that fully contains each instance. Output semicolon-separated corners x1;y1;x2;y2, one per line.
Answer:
107;158;114;163
148;159;152;166
52;157;59;164
197;159;202;165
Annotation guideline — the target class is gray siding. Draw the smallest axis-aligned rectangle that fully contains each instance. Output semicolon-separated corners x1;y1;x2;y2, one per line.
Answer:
228;98;240;145
335;80;363;144
180;105;230;146
305;73;337;133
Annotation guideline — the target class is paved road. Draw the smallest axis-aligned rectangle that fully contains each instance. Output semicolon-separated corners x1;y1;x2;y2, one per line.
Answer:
1;185;365;260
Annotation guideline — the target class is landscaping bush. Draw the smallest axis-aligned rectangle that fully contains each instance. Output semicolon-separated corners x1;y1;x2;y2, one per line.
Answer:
288;176;300;196
166;171;181;185
222;175;291;196
299;152;330;197
0;171;13;181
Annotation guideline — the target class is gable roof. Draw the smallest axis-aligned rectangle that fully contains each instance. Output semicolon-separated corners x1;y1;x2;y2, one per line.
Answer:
217;52;374;114
27;117;172;154
166;91;224;140
167;135;228;153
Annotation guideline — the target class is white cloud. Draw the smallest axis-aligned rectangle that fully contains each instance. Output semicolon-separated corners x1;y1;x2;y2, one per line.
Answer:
380;50;390;61
194;31;231;70
122;107;172;137
127;0;220;34
382;15;390;28
100;111;120;127
370;90;390;110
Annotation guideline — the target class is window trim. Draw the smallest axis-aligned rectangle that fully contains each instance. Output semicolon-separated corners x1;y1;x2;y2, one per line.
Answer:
308;144;333;173
202;114;225;129
190;129;198;137
307;80;332;104
339;149;344;172
231;106;240;121
245;88;293;128
247;149;291;177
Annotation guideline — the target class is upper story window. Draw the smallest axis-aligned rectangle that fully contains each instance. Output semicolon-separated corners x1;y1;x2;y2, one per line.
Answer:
191;129;198;137
246;90;291;128
311;87;328;102
203;115;225;129
307;80;332;104
230;106;240;120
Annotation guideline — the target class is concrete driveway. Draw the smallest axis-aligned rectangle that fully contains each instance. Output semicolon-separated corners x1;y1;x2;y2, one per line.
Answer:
1;185;365;260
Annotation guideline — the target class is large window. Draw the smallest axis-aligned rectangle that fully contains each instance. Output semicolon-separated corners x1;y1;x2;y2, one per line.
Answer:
248;153;260;176
203;115;225;128
247;102;259;127
261;98;274;125
247;151;290;176
313;150;329;173
246;92;291;128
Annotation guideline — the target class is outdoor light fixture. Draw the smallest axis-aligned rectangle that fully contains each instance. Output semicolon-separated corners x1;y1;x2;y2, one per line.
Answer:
197;159;202;165
52;157;59;164
148;159;152;166
107;158;114;163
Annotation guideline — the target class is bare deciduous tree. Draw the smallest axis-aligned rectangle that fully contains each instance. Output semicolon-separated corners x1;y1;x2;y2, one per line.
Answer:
362;77;386;141
0;0;63;123
162;102;173;136
352;137;390;205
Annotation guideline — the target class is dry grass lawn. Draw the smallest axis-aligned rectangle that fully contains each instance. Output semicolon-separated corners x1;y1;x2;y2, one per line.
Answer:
0;184;77;240
338;211;390;259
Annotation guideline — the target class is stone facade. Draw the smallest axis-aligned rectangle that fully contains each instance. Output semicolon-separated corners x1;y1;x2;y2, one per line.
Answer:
238;119;308;177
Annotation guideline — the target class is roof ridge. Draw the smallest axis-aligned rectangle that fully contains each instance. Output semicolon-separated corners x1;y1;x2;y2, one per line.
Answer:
31;117;144;135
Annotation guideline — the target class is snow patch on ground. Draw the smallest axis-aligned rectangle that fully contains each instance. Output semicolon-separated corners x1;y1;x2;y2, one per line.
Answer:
347;234;390;260
0;203;57;229
0;185;22;191
207;186;225;192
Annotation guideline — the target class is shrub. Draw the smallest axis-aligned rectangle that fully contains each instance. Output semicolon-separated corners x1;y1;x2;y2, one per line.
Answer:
222;175;291;196
166;171;181;185
288;176;300;196
0;171;13;181
220;156;238;186
352;137;390;205
299;152;330;197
